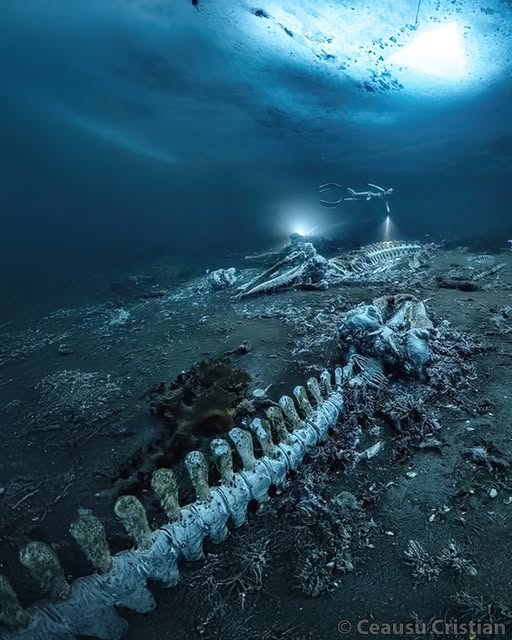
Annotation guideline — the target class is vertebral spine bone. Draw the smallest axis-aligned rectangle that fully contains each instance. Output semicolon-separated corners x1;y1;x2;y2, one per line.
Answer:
1;370;343;640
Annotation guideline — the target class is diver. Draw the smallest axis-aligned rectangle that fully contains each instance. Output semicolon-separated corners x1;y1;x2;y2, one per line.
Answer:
319;182;393;214
346;184;393;214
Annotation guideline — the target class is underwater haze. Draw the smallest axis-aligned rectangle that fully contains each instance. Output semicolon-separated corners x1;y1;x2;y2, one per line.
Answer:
1;0;512;307
2;3;512;640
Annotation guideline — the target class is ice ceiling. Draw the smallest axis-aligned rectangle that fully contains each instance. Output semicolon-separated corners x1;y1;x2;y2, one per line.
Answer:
1;0;512;261
2;0;512;170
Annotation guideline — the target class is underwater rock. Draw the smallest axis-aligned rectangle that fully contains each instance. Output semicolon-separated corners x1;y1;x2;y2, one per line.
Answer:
57;342;75;356
437;277;481;292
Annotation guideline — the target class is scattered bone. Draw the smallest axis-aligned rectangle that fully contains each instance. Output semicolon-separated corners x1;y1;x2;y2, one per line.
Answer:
357;441;384;461
108;308;131;326
404;540;440;581
438;540;478;577
208;268;237;289
238;243;328;298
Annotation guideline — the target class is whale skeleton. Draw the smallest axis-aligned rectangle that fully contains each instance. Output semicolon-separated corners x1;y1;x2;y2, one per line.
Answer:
1;369;346;640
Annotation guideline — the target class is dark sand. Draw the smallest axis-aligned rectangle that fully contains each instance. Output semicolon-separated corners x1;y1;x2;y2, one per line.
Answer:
1;246;511;639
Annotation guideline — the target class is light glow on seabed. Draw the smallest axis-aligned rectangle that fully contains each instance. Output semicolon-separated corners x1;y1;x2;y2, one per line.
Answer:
279;200;325;238
292;224;317;237
388;22;466;79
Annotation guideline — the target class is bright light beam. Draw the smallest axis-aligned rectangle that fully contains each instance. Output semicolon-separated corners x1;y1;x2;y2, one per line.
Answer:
388;22;466;79
381;215;394;241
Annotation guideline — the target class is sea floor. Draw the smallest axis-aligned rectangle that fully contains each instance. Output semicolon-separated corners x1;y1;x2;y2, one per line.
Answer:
1;245;512;639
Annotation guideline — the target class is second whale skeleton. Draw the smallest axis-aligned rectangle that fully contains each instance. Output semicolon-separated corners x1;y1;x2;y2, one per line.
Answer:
238;241;432;298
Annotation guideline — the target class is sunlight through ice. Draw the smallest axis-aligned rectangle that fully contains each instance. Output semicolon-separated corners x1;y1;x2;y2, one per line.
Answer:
388;22;466;79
